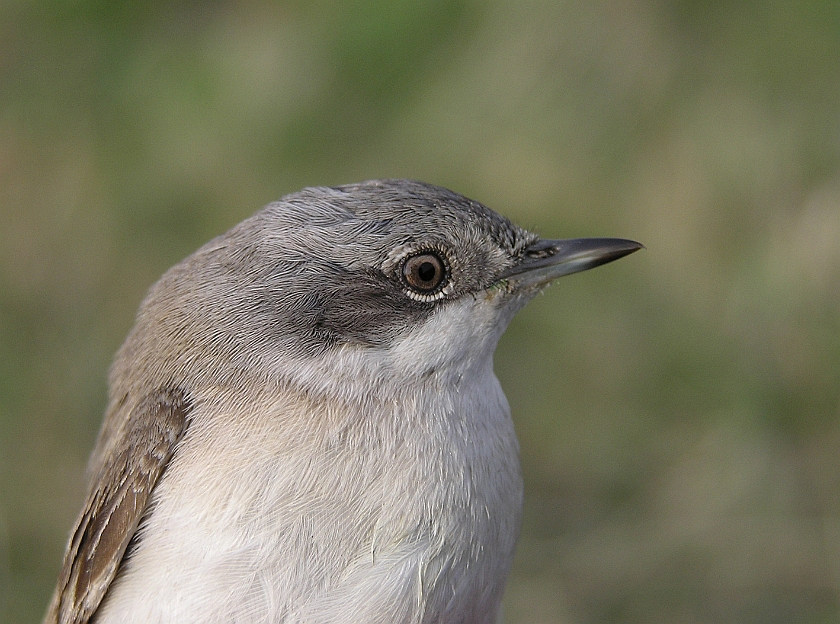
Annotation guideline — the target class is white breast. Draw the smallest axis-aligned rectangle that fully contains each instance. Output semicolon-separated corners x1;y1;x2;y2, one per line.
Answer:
94;298;523;624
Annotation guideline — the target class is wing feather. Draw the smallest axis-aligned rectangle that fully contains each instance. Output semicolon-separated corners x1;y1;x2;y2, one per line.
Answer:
44;387;192;624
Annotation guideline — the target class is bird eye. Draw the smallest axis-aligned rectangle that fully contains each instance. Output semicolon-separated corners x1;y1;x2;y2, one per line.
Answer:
402;252;447;294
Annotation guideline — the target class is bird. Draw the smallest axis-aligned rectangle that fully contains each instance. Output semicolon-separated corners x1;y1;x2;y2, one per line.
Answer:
44;179;641;624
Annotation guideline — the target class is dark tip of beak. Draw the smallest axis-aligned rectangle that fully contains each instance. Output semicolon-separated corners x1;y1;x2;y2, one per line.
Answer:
499;237;643;289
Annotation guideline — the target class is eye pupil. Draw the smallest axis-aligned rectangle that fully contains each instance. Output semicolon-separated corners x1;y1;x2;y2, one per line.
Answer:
417;262;436;282
402;252;447;294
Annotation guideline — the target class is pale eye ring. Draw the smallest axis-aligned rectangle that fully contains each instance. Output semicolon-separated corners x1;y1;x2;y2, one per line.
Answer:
402;252;447;294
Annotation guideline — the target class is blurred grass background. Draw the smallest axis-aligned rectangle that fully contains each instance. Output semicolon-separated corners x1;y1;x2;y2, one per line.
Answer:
2;0;840;622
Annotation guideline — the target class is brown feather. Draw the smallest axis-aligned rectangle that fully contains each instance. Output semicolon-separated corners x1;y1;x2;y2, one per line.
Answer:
43;388;192;624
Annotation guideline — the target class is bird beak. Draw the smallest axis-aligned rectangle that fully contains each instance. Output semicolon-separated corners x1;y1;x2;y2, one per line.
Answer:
498;238;643;291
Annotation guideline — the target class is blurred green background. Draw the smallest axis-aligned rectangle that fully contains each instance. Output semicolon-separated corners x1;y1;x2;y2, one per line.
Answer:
2;0;840;622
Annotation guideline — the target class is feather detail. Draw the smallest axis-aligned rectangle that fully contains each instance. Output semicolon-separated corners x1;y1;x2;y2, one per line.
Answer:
44;388;192;624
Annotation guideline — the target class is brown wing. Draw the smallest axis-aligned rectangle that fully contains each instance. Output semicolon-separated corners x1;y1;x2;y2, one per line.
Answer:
44;388;192;624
